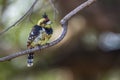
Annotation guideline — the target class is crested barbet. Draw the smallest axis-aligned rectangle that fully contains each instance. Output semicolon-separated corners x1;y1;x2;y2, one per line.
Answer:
27;13;53;67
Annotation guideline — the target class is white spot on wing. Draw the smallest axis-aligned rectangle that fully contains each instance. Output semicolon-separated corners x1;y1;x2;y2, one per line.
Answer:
31;32;34;35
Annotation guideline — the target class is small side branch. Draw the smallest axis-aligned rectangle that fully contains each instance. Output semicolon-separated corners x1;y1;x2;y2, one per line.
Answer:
0;0;96;62
49;0;59;14
0;0;38;35
49;0;59;20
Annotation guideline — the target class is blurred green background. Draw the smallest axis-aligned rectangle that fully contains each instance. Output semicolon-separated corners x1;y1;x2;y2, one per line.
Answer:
0;0;120;80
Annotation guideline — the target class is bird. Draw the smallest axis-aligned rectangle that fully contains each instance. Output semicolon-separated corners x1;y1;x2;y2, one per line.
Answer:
27;13;53;67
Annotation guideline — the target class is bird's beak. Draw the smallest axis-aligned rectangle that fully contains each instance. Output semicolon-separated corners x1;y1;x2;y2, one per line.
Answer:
46;21;52;24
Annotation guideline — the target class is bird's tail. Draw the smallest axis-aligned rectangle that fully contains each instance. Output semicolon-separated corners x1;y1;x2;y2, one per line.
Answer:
27;53;34;67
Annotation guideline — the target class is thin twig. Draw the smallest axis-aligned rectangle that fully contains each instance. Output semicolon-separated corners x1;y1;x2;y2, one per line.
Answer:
49;0;59;20
0;0;38;36
0;0;96;62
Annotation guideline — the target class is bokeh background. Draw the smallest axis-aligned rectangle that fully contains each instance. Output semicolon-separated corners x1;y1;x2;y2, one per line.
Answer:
0;0;120;80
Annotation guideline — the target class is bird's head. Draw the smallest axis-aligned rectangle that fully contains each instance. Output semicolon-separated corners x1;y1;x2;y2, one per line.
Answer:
42;13;52;25
37;13;52;26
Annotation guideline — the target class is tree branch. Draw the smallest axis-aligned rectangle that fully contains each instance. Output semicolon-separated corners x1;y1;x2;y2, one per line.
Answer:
0;0;38;36
0;0;96;62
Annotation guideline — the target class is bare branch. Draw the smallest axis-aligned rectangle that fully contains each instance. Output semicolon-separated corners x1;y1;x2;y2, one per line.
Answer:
0;23;67;62
0;0;38;36
61;0;96;24
0;0;96;62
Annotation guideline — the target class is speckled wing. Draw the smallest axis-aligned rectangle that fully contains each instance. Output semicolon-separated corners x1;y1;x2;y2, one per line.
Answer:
27;25;42;47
